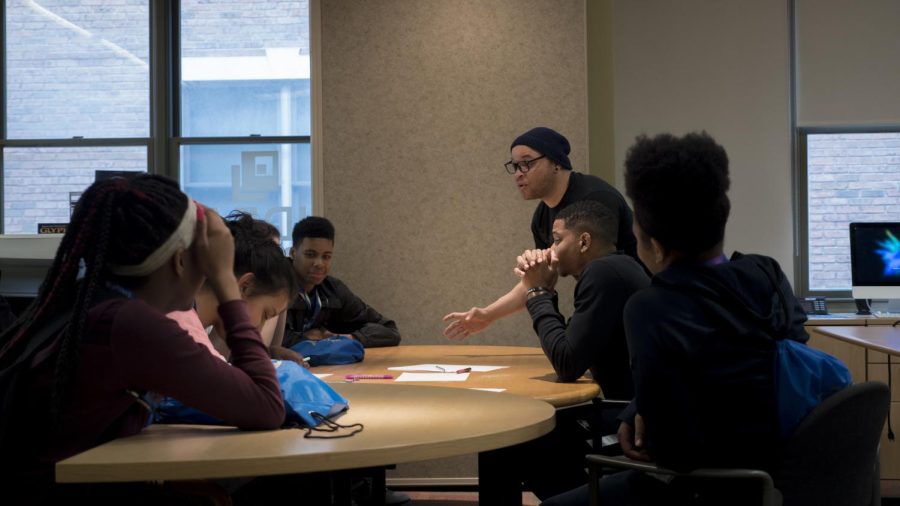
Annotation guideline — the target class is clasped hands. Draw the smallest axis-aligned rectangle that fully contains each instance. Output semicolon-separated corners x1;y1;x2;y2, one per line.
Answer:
516;247;559;291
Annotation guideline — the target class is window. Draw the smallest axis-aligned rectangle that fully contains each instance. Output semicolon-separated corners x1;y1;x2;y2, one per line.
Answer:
1;0;315;242
178;0;312;246
799;129;900;295
180;142;311;238
4;147;146;234
2;0;149;234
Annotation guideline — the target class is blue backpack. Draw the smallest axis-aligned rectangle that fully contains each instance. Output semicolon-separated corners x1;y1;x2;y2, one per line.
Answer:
290;335;364;366
155;360;352;431
756;261;852;437
774;337;851;437
274;359;349;427
658;256;852;439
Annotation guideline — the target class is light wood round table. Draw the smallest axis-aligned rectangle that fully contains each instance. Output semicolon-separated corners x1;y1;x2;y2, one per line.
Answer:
55;382;555;484
315;345;601;407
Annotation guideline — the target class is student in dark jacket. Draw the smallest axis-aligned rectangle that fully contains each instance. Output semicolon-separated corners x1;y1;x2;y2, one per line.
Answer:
271;216;399;363
543;132;810;506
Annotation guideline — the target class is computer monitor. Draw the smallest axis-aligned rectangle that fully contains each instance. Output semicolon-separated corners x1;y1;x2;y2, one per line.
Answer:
849;222;900;301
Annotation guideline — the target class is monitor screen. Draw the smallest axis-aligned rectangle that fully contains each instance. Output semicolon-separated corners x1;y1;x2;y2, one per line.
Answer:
850;222;900;299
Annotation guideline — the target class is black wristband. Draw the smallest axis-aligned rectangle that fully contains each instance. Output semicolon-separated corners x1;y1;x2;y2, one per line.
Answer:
526;286;553;299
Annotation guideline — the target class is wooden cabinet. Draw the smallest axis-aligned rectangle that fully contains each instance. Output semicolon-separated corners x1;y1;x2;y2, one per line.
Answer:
866;362;900;482
805;321;900;488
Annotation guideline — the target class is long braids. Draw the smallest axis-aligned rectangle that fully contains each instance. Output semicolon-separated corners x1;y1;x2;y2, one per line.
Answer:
0;174;188;426
0;180;125;363
50;184;119;423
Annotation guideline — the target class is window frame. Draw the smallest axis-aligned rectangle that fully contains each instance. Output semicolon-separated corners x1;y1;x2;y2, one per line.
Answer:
0;0;321;236
796;125;900;299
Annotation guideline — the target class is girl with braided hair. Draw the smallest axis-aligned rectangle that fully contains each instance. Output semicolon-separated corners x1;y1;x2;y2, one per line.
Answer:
0;174;284;503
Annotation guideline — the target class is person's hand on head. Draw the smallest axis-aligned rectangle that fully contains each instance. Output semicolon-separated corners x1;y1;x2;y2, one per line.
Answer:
193;205;240;302
442;307;492;340
619;414;651;462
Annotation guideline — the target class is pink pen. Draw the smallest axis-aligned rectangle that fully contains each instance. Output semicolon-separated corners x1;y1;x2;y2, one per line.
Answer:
345;374;394;381
455;368;472;374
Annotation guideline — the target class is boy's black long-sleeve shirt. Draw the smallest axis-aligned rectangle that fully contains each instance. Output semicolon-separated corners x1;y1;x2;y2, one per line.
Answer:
623;253;809;472
525;253;649;400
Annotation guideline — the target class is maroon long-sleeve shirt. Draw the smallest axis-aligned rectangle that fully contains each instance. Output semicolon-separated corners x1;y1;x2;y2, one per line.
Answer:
8;297;284;490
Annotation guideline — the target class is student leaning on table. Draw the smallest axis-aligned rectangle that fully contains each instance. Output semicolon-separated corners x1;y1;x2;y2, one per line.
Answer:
0;175;284;505
543;132;812;506
168;211;297;363
516;200;649;399
443;126;643;340
266;215;407;506
270;216;400;365
497;200;649;501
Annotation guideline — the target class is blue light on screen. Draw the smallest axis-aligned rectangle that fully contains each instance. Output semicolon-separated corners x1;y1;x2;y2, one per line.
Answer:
875;230;900;277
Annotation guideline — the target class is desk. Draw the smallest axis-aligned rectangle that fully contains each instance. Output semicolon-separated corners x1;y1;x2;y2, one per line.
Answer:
57;383;554;504
806;314;900;327
316;345;601;408
809;325;900;489
805;314;872;326
814;326;900;356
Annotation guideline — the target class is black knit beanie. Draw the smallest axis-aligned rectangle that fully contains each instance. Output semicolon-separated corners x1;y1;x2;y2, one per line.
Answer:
510;127;573;171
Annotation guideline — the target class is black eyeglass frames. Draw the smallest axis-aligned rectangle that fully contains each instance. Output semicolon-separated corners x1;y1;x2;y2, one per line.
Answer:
504;155;547;174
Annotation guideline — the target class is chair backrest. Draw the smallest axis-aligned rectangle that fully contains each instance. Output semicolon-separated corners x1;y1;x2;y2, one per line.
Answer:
775;381;889;506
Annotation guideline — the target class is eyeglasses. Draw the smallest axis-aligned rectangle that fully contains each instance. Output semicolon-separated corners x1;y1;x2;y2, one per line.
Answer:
504;155;546;174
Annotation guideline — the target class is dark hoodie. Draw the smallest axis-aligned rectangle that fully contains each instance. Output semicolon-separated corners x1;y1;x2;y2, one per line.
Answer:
284;276;400;349
622;252;808;472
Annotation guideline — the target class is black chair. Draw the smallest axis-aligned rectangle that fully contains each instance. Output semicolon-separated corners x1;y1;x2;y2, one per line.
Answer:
586;381;890;506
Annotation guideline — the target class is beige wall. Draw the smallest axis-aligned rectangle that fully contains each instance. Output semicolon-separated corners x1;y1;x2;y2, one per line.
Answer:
586;0;615;182
320;0;588;348
320;0;589;481
612;0;794;279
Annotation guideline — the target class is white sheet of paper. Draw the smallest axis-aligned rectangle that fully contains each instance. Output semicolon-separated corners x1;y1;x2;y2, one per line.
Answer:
388;364;508;373
470;388;506;393
313;374;332;379
394;372;471;382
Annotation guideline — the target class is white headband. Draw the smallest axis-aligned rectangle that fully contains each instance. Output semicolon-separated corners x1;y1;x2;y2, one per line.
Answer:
109;200;198;277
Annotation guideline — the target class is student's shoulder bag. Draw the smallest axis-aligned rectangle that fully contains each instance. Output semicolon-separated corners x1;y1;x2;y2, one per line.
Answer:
155;359;362;438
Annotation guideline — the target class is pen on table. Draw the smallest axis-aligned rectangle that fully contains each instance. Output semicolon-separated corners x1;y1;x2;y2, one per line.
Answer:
437;365;472;374
345;374;394;381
